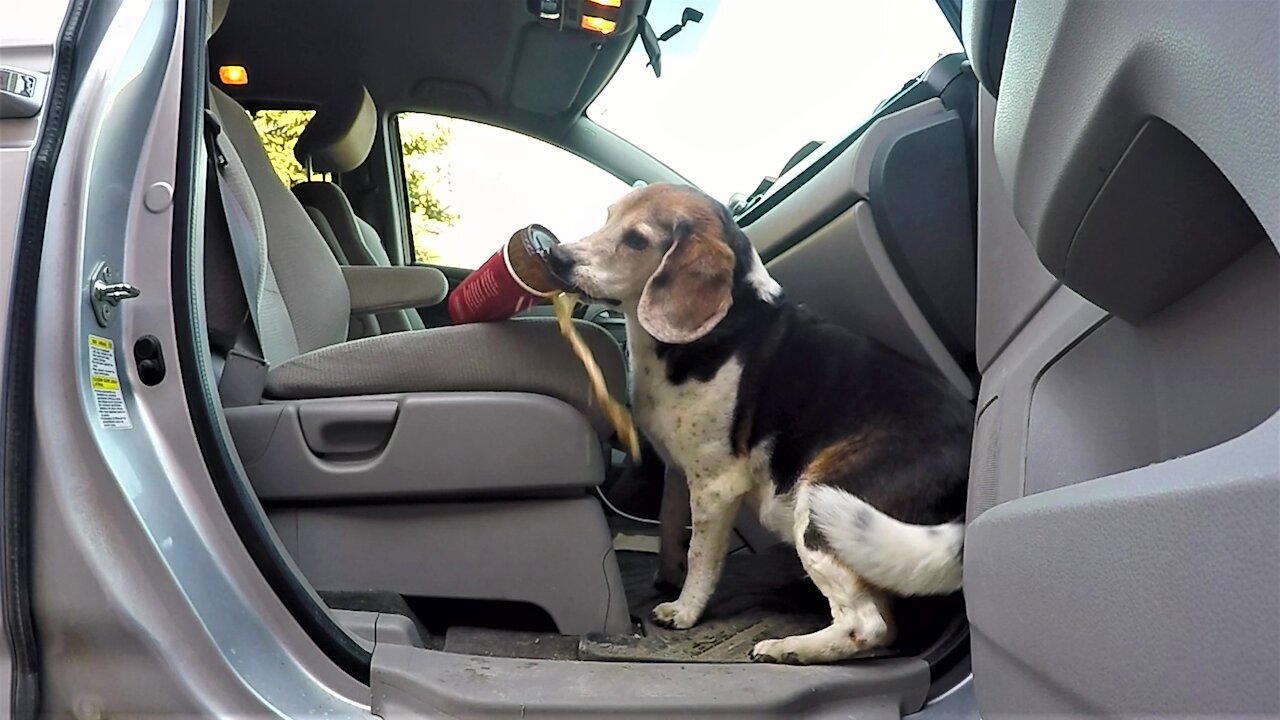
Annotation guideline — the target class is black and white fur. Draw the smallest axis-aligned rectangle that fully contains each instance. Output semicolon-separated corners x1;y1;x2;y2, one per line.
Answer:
550;183;972;664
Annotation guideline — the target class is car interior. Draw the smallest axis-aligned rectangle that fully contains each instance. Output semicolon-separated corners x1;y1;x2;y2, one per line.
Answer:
184;0;1277;714
202;0;976;674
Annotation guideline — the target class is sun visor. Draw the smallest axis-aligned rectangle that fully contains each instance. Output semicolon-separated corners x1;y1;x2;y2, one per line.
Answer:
510;25;601;114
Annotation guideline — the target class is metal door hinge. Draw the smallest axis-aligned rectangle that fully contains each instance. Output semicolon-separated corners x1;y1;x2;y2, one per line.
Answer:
89;262;139;327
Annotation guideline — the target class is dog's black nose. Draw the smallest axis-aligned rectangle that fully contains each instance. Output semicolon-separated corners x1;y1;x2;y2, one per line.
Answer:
547;245;576;283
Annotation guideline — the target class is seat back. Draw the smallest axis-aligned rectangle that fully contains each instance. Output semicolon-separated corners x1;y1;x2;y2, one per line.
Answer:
292;90;426;337
209;85;352;358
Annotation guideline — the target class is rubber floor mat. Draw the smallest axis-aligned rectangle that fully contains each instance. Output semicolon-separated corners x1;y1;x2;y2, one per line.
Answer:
402;543;962;663
580;547;899;663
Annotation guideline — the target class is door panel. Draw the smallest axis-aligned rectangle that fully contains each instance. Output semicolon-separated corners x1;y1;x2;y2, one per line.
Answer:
967;417;1279;717
1024;246;1278;496
767;201;974;399
747;55;980;400
965;0;1280;716
2;0;73;715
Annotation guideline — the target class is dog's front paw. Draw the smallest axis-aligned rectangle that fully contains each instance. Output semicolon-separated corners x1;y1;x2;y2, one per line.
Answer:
749;639;803;665
651;601;699;630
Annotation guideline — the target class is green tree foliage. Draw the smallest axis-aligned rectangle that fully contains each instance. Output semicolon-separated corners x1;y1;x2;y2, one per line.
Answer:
251;109;459;264
399;118;460;264
252;109;314;186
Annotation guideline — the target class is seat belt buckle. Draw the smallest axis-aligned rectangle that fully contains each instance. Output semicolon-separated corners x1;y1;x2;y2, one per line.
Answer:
203;109;228;168
219;346;268;408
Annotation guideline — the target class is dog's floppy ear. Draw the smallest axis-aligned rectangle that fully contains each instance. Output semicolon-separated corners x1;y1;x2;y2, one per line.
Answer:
638;218;734;344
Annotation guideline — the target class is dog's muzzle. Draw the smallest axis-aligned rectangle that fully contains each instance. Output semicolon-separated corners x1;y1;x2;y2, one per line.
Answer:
547;245;578;288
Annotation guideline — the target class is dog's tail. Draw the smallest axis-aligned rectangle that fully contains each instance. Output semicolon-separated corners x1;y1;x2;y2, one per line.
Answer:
805;485;964;596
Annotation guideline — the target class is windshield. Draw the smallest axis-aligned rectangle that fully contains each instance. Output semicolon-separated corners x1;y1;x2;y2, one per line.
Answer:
589;0;962;203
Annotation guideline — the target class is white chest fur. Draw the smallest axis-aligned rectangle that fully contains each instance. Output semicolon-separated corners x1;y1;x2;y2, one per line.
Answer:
626;320;744;480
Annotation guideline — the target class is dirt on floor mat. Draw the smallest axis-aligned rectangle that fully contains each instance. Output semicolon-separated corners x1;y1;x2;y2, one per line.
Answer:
444;626;582;661
580;547;901;663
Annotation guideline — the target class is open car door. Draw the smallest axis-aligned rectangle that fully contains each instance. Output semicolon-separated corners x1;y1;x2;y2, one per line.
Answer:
6;0;372;714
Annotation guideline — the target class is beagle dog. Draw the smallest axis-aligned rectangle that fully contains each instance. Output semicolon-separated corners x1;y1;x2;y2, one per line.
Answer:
549;183;972;664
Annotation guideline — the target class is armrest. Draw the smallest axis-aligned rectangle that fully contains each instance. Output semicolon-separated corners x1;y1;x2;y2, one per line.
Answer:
342;265;448;314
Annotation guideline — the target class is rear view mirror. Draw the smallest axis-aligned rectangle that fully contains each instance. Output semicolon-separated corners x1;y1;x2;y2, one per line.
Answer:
660;8;704;41
640;17;662;77
641;6;704;78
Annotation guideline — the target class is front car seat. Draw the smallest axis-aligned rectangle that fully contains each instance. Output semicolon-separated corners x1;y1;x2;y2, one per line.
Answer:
204;0;631;636
289;89;428;339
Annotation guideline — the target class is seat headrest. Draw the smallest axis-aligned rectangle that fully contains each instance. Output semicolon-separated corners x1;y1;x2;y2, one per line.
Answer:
293;87;378;175
208;0;229;40
962;0;1016;96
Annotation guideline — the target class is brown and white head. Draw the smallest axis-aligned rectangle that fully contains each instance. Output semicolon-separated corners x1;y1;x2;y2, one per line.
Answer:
549;183;781;344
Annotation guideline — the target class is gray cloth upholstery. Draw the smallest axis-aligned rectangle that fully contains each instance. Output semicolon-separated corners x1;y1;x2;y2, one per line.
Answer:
302;207;389;339
212;86;352;355
265;319;627;439
342;266;449;315
357;218;424;332
962;0;1016;96
355;216;394;267
293;182;378;265
303;205;348;263
293;87;377;174
293;180;429;334
207;88;303;366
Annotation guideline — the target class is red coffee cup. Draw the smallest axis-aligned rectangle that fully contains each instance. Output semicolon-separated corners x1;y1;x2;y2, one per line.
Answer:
448;224;571;324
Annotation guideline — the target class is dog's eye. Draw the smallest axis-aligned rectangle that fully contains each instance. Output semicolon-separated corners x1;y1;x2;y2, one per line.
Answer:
622;230;649;251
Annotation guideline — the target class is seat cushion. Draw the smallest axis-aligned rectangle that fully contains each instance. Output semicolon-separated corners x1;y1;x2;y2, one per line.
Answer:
264;318;628;439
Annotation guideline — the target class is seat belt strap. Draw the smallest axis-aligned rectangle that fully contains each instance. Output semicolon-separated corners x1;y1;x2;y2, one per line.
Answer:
202;106;297;367
202;122;252;356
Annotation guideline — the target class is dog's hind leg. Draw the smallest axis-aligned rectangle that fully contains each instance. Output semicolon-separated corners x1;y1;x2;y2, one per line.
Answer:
651;466;750;630
749;489;895;664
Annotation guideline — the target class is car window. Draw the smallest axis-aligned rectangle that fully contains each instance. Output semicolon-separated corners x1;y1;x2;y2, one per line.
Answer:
396;113;630;269
250;109;316;187
588;0;962;202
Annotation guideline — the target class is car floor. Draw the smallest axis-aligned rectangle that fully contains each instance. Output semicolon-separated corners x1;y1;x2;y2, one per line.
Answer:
326;511;966;664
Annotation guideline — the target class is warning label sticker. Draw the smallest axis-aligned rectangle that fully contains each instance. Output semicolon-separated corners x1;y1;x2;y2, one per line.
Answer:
88;335;132;429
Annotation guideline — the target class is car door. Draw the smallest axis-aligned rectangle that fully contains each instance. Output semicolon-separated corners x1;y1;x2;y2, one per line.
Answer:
1;1;76;715
960;0;1279;717
4;0;373;715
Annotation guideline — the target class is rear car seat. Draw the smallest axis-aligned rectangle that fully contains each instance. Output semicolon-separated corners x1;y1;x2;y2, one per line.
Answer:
204;0;631;636
289;88;425;339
